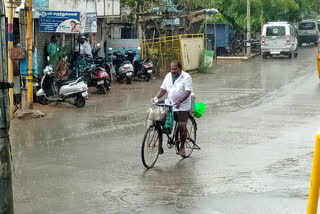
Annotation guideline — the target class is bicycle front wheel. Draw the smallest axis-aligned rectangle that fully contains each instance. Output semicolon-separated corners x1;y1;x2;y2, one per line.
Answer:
141;124;162;169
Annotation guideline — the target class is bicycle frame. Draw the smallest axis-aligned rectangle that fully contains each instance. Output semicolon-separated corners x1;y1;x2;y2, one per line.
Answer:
152;103;200;151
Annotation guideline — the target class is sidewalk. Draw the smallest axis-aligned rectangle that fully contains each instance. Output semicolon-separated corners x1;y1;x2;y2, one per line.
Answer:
217;52;261;60
12;78;164;121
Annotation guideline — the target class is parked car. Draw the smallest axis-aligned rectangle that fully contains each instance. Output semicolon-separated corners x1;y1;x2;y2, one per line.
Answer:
261;21;298;58
297;19;319;46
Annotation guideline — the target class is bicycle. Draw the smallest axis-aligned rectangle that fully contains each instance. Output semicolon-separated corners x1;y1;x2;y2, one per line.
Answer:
231;39;245;56
141;103;200;169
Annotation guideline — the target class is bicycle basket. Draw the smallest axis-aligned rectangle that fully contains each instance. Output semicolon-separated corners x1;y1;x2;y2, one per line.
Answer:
147;106;168;121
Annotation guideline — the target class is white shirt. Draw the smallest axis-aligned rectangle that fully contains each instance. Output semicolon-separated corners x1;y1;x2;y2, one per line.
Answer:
75;41;92;57
161;71;193;112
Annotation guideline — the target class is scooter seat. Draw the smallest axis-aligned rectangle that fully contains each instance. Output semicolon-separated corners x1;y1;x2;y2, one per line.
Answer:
58;79;80;86
62;80;75;85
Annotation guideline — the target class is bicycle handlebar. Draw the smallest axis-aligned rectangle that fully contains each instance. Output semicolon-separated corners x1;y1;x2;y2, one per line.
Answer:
152;102;174;108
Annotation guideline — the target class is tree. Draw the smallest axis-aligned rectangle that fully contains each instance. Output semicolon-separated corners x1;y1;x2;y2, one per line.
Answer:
179;0;318;35
122;0;320;37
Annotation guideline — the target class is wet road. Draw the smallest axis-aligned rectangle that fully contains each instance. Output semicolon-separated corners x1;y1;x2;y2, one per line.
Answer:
11;45;320;213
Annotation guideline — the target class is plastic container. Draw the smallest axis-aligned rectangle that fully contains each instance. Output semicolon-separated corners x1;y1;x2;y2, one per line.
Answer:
194;102;206;118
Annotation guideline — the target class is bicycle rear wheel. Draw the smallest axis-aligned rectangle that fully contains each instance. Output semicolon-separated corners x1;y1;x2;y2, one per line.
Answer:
184;115;197;157
141;124;162;169
175;115;197;158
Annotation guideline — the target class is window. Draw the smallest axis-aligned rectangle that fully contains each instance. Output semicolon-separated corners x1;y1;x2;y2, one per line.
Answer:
298;22;316;30
266;26;286;36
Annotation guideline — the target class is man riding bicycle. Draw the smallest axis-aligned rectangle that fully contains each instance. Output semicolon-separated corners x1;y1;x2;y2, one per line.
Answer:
153;60;192;157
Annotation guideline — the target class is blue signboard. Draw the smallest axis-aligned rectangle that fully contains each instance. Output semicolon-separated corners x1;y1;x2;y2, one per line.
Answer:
39;11;80;33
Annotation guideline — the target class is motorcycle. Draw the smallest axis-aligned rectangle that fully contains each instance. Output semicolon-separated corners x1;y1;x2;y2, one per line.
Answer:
83;64;111;94
69;44;111;94
92;43;111;77
108;48;133;84
36;58;89;108
125;48;153;82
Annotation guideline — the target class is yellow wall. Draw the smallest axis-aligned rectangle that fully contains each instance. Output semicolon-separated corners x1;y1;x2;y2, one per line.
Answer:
180;38;204;71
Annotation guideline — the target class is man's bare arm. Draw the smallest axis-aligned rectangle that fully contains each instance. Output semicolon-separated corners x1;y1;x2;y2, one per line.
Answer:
156;88;167;99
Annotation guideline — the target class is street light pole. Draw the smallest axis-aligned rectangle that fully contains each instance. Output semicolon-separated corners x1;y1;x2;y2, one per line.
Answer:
7;0;13;119
260;6;263;35
247;0;251;59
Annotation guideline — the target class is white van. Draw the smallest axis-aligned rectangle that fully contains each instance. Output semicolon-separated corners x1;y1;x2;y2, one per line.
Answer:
261;22;298;58
298;19;319;45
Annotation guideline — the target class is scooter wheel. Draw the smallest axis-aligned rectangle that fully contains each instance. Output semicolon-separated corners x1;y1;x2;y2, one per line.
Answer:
76;96;86;108
105;81;111;91
126;77;132;84
97;84;108;94
38;96;51;105
144;75;150;82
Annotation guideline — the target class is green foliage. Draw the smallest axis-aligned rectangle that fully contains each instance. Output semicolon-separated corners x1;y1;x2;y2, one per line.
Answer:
121;0;159;14
177;0;318;35
198;13;231;34
121;0;320;36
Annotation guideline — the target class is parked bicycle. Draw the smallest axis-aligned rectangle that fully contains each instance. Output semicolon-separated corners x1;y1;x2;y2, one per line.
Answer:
230;39;261;56
231;39;245;56
141;103;200;169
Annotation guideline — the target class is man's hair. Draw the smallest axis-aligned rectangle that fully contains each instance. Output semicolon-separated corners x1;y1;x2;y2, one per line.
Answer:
171;60;182;69
51;36;56;43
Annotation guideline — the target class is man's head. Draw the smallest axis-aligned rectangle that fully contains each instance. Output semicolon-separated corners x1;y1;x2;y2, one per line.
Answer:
80;35;86;44
51;36;56;43
170;60;182;77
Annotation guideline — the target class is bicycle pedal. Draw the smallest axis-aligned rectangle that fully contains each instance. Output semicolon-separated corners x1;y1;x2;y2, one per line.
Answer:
167;143;174;149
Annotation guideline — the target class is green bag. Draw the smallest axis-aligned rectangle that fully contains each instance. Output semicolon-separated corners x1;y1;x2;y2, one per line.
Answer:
163;109;174;134
194;102;206;118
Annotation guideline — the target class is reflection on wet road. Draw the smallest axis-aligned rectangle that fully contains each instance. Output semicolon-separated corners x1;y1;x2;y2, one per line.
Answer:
11;46;320;213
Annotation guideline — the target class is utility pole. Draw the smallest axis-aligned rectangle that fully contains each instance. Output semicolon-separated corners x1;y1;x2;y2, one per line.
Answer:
214;16;217;63
26;0;33;109
7;0;13;118
260;7;263;35
0;0;14;213
247;0;251;59
19;7;28;110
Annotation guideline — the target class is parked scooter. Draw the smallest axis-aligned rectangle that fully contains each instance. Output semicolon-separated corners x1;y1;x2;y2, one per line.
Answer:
108;48;133;84
36;57;89;108
125;48;153;82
